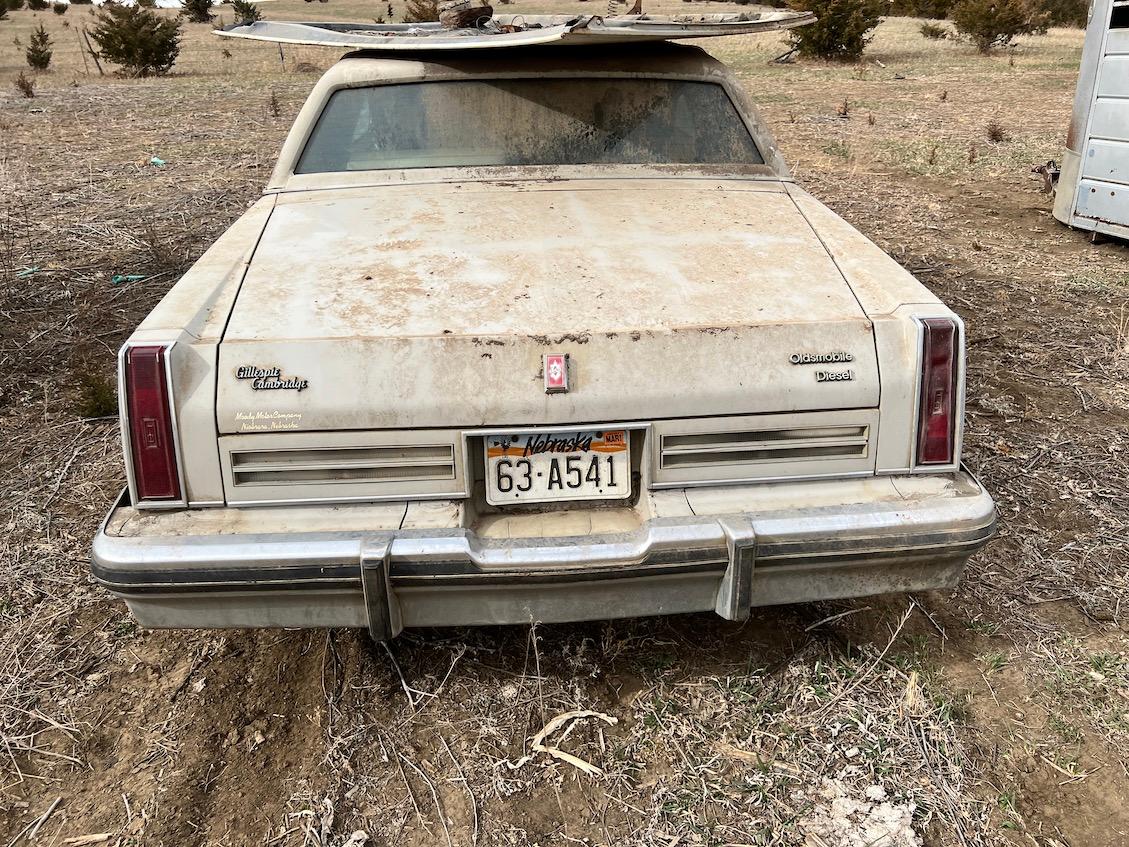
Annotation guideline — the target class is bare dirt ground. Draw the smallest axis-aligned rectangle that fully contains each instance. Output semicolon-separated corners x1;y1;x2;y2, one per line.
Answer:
2;4;1128;845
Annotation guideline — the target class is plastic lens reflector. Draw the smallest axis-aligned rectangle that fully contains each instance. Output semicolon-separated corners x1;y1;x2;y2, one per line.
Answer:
125;345;181;501
916;318;958;466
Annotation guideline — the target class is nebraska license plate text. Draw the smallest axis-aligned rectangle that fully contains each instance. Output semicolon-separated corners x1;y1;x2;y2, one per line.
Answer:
485;429;630;505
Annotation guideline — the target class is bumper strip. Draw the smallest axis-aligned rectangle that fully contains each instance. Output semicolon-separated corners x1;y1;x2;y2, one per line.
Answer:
93;477;997;595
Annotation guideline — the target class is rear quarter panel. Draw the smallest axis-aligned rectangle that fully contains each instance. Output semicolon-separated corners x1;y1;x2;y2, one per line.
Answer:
126;197;276;505
784;185;960;474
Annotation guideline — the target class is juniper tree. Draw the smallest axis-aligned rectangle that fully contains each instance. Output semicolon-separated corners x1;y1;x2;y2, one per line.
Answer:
25;22;52;70
951;0;1047;52
403;0;438;22
786;0;884;60
89;3;181;76
230;0;261;23
180;0;213;23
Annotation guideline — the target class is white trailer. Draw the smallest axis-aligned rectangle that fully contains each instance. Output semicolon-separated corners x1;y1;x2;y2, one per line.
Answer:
1055;0;1129;238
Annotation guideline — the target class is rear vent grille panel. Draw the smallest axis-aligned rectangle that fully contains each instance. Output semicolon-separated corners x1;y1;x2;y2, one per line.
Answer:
652;413;877;486
663;426;867;450
662;443;867;468
231;445;455;486
220;431;464;504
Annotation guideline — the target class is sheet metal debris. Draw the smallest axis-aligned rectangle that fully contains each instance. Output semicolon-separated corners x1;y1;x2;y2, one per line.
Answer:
215;12;815;51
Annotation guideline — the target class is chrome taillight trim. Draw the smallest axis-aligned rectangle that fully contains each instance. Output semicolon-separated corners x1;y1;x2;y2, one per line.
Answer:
909;314;965;474
118;340;188;510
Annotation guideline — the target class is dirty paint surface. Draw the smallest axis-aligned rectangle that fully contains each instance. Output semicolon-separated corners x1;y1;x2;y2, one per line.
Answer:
216;179;881;431
228;181;864;339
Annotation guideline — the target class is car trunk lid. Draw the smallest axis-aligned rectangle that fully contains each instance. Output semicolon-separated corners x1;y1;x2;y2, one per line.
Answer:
216;178;877;432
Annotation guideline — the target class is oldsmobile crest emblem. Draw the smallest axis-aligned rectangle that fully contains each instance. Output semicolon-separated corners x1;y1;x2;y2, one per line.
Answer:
543;354;569;394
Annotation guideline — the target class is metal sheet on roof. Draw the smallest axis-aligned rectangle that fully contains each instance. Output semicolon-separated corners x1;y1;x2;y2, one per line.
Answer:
214;12;815;51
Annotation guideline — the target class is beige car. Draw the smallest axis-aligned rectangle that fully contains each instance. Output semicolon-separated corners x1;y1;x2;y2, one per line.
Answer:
91;43;996;640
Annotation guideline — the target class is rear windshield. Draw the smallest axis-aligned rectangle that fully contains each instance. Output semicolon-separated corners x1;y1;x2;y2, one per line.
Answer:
295;78;764;173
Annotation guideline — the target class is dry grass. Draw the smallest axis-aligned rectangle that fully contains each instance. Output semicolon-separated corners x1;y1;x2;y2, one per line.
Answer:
2;4;1129;845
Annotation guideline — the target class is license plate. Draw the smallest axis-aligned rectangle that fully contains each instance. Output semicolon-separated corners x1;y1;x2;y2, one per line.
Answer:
485;429;630;505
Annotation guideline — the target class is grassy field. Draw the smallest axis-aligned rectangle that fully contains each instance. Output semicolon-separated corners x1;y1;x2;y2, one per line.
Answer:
2;3;1129;846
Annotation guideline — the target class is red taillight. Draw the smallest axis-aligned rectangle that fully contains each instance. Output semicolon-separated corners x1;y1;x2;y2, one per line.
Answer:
916;318;958;466
124;345;181;501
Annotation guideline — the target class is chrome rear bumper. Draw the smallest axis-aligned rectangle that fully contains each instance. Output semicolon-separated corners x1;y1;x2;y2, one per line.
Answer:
91;471;996;637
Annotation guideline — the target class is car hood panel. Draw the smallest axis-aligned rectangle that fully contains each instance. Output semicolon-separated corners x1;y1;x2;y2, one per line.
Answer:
217;179;878;431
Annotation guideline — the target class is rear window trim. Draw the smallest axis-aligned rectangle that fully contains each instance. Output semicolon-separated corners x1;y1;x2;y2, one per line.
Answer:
292;73;766;176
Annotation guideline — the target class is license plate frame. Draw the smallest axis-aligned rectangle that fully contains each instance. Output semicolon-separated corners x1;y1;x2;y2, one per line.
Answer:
484;428;631;506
